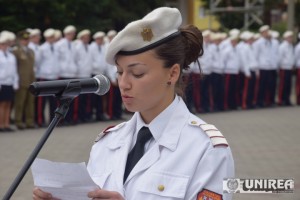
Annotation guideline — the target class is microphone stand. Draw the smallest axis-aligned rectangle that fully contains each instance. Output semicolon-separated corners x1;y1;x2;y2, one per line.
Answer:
3;81;81;200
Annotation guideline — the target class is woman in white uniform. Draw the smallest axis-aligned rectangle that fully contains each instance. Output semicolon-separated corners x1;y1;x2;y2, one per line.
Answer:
33;7;234;200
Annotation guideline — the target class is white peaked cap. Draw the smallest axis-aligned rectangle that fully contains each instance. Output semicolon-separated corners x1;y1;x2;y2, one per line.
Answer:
77;29;91;39
106;7;182;65
270;30;279;39
63;25;76;34
259;25;270;32
107;30;117;37
254;33;261;39
202;30;211;37
43;28;55;38
0;34;9;43
210;32;223;41
93;31;105;39
54;30;62;39
283;30;293;38
220;32;228;39
229;28;240;36
30;29;41;37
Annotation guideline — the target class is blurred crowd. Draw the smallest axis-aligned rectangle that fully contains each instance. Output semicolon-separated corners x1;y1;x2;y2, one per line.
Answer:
185;25;300;113
0;24;300;132
0;26;122;132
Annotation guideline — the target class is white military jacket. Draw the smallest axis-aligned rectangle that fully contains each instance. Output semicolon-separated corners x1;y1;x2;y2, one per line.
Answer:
74;40;92;78
295;42;300;68
0;50;19;89
90;42;108;75
87;97;234;200
278;40;295;70
38;42;59;80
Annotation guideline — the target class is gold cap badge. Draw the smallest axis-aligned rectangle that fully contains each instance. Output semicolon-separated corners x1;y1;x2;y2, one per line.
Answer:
141;28;153;42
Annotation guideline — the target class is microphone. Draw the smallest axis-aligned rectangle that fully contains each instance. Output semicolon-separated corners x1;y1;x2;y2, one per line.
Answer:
29;74;110;96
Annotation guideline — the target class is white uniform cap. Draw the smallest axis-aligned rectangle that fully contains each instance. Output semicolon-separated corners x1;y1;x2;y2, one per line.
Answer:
239;31;249;40
43;28;55;38
107;30;117;37
270;30;279;39
259;25;270;32
63;25;76;34
243;31;254;40
0;34;9;44
229;28;240;36
54;30;62;39
283;30;293;38
202;30;211;37
220;32;228;39
1;31;16;41
30;29;41;37
93;31;105;39
77;29;91;39
254;33;261;39
26;28;33;33
106;7;182;65
229;34;239;41
210;32;223;41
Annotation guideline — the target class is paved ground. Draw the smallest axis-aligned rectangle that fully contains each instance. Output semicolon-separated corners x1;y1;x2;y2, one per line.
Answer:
0;106;299;200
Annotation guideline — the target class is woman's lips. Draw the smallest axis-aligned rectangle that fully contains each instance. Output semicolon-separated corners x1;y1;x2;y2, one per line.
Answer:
122;95;133;103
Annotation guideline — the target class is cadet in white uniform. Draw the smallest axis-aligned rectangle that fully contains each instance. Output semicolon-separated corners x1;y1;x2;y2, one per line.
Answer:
28;29;41;75
253;25;273;107
223;35;241;110
90;31;110;121
278;31;295;106
36;28;59;125
295;33;300;105
210;33;225;111
33;7;234;200
74;29;93;122
192;30;213;113
56;25;78;124
0;34;18;132
239;32;259;109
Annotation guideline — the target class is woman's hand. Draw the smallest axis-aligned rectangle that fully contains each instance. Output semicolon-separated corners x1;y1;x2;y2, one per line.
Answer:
32;187;60;200
88;189;124;200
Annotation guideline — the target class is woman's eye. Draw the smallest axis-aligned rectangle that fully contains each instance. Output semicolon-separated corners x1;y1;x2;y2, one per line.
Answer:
133;73;144;78
116;71;123;76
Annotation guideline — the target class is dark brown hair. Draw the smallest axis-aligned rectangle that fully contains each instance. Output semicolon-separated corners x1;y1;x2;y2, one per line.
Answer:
153;24;204;96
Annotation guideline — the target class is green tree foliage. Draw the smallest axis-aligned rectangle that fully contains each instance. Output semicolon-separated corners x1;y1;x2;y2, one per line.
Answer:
0;0;165;33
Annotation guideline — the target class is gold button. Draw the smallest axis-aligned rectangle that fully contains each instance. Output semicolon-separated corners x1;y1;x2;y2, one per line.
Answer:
158;185;165;191
191;121;197;125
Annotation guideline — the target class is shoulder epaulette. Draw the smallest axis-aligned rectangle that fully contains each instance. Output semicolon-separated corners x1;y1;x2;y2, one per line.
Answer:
95;122;125;143
189;120;228;147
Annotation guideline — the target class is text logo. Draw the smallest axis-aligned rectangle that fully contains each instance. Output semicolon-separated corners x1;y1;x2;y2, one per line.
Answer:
223;178;294;193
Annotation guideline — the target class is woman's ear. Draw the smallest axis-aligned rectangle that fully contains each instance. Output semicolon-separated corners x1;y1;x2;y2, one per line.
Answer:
168;63;180;84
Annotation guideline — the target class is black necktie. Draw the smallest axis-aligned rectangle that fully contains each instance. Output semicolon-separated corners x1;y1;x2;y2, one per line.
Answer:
124;126;152;183
50;45;54;53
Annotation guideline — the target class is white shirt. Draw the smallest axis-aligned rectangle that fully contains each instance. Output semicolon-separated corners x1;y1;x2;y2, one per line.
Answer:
253;37;273;70
28;42;41;75
238;42;258;77
74;40;93;78
223;44;241;75
270;39;280;70
0;50;19;89
37;42;60;80
90;41;108;75
295;42;300;68
191;42;212;75
279;40;295;70
56;38;78;78
210;44;224;74
88;96;234;200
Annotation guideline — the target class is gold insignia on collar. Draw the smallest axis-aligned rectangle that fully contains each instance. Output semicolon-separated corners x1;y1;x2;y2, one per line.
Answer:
141;28;153;42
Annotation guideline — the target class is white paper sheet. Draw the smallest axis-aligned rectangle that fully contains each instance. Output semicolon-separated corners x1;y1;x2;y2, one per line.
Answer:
31;158;99;200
